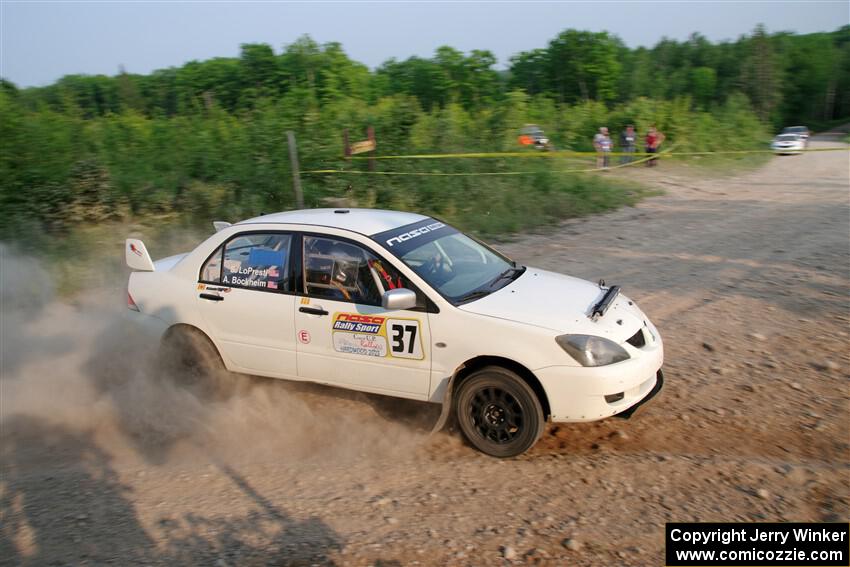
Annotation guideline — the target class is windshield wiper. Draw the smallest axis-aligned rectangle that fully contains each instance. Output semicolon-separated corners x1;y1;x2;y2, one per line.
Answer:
454;290;493;304
488;266;525;289
455;266;525;305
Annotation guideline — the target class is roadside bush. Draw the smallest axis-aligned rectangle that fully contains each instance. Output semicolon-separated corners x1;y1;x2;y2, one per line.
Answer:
1;84;768;241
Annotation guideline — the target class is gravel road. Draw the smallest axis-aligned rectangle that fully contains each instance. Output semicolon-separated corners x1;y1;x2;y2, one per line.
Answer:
1;136;848;566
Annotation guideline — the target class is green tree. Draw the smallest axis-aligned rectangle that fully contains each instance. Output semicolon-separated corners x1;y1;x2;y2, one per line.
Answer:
739;24;782;122
690;67;717;108
545;30;622;103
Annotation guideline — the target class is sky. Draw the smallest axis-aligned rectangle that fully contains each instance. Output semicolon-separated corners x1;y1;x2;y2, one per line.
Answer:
1;1;847;87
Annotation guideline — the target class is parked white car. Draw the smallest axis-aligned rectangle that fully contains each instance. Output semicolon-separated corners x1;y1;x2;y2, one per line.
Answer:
126;209;664;457
780;125;810;144
771;133;806;155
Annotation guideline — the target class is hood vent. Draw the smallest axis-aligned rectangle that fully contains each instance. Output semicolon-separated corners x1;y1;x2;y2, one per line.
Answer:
626;329;646;348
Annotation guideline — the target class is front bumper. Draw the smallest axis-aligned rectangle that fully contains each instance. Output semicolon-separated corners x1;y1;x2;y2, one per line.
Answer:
535;334;664;422
772;145;803;154
613;370;663;419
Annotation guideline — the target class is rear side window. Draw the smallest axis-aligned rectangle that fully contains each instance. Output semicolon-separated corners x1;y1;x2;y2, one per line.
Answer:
201;233;292;292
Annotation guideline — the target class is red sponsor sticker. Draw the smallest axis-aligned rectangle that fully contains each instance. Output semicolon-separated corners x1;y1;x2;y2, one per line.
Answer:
298;330;311;344
336;313;385;325
129;243;143;257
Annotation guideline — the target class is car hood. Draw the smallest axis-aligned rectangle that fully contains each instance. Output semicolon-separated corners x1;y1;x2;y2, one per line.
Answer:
458;267;646;342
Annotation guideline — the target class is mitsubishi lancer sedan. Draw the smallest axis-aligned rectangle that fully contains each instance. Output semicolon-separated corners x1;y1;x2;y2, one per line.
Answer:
126;208;664;457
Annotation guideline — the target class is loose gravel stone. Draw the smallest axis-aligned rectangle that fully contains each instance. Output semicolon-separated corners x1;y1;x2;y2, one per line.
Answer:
811;360;840;372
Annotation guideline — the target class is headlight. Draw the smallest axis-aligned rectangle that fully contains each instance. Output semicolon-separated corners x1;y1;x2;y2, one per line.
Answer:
555;334;630;367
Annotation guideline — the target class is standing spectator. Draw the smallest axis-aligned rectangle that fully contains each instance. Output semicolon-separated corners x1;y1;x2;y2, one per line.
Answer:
645;126;665;167
593;127;612;169
620;125;637;164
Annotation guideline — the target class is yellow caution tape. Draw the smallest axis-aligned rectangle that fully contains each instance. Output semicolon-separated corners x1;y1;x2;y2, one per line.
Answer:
303;144;847;177
304;145;675;176
345;146;849;160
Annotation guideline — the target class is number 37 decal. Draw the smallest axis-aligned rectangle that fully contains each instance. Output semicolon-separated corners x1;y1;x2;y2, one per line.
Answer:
388;318;423;360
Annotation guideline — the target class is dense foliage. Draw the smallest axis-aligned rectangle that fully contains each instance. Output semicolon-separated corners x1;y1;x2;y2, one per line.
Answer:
9;26;847;124
1;26;845;238
510;26;850;126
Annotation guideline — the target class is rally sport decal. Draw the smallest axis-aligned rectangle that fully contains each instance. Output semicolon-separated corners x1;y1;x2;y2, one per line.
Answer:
331;312;423;360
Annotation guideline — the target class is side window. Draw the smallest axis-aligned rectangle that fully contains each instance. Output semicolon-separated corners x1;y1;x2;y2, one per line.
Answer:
304;236;382;304
201;233;292;292
370;256;429;311
303;235;428;309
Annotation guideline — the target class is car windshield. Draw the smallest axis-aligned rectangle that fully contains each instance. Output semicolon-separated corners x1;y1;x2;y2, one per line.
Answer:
372;220;523;303
776;134;800;141
782;127;806;134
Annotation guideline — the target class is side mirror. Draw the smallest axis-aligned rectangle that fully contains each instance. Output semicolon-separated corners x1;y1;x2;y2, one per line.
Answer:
382;288;417;311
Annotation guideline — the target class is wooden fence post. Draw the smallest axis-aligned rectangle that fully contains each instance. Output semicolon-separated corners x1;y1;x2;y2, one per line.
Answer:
286;130;304;209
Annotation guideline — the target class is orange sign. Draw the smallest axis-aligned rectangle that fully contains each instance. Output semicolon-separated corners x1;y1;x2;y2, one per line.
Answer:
350;139;376;154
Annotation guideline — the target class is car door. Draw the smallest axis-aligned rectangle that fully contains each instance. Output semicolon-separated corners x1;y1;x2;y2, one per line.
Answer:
294;233;432;398
195;231;298;379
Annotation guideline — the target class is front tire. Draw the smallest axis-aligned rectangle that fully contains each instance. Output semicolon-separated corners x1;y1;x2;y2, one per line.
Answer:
455;367;545;458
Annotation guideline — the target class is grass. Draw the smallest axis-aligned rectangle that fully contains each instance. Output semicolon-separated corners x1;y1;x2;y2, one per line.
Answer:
11;162;652;297
15;146;787;298
644;151;774;178
346;160;653;237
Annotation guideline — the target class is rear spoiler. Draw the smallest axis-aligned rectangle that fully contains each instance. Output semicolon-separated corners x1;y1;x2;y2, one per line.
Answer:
125;239;155;272
213;221;231;232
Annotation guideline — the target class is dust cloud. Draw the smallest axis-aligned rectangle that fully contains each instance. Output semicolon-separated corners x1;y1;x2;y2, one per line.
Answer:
0;242;431;469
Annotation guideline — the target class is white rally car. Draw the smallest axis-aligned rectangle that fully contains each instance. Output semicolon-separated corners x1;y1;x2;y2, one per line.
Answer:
771;133;806;155
126;209;663;457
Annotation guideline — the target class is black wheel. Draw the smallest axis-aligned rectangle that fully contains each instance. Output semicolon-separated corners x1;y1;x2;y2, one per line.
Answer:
455;366;544;458
159;327;234;400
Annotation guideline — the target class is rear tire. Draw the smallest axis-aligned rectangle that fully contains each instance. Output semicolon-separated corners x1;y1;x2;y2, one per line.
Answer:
159;328;234;400
455;366;545;458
